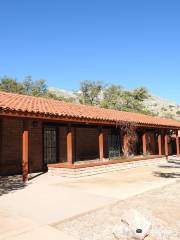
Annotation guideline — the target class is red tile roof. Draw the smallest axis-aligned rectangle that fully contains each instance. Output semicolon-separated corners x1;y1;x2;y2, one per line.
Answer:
0;91;180;128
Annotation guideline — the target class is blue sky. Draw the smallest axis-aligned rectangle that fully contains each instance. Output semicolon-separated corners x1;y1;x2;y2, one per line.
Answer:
0;0;180;102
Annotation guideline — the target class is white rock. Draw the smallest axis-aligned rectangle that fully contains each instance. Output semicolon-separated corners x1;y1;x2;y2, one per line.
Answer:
114;209;152;240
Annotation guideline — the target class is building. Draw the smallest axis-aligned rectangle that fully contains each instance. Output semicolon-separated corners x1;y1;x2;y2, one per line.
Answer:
0;91;180;181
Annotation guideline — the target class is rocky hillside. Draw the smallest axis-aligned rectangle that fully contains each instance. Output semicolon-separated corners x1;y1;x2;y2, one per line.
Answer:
144;95;180;120
49;87;180;120
48;87;76;98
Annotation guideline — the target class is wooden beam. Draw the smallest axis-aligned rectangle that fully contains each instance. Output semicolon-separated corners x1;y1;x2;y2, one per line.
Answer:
165;133;168;159
158;133;162;156
98;127;104;160
142;132;147;155
176;130;180;155
67;125;73;164
22;120;29;182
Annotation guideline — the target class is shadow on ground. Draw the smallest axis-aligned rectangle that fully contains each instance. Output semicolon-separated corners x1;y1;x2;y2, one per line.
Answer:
154;171;180;178
154;157;180;179
0;175;26;196
0;172;45;196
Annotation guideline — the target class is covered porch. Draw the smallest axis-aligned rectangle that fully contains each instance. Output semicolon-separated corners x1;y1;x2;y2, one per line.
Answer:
46;122;180;168
1;116;179;182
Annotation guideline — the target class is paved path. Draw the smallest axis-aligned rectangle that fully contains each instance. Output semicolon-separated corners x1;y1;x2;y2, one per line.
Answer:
0;157;180;240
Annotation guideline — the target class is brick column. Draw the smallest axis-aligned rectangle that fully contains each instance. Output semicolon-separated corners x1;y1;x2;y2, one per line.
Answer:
22;120;29;182
142;132;147;155
67;125;73;165
165;133;168;159
98;127;104;160
158;133;162;156
176;130;180;156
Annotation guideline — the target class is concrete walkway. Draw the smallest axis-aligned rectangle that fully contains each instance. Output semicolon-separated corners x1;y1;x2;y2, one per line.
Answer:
0;157;180;240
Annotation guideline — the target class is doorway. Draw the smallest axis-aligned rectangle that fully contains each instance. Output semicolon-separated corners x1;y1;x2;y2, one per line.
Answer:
44;127;58;164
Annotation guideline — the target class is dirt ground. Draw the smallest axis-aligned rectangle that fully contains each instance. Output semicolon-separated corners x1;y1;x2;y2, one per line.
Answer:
1;157;180;239
55;181;180;240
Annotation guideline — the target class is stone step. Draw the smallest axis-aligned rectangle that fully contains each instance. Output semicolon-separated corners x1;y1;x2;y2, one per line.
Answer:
48;158;166;178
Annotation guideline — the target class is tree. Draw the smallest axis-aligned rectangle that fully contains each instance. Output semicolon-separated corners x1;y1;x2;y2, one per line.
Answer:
120;88;151;114
77;80;104;105
22;76;34;95
132;87;149;101
101;84;151;114
121;91;135;110
0;77;24;93
101;85;123;109
31;79;47;96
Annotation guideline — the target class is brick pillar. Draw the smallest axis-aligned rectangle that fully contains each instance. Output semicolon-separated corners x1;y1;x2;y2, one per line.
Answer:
22;120;29;182
142;132;147;155
176;130;180;156
123;133;128;157
98;127;104;160
67;125;73;165
158;133;162;156
165;133;168;159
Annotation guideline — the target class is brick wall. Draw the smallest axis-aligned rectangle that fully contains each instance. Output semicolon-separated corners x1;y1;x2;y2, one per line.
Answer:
0;118;44;175
29;121;43;172
0;118;23;175
75;127;99;161
58;126;67;162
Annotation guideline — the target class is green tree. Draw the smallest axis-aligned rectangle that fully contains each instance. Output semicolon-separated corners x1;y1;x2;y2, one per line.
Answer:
101;85;123;109
101;84;152;114
132;87;149;101
31;79;47;96
120;87;150;114
22;76;34;94
0;77;24;93
77;80;104;105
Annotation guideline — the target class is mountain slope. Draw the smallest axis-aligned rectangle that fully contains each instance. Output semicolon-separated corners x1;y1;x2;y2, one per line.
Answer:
144;95;180;120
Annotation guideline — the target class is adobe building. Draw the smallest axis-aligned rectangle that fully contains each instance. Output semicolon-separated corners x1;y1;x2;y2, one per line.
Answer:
0;91;180;181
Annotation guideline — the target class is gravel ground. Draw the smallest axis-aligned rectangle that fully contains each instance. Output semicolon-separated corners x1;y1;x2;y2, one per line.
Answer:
54;182;180;240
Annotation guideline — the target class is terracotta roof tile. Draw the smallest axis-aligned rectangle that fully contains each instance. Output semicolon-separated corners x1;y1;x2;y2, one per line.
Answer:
0;91;180;128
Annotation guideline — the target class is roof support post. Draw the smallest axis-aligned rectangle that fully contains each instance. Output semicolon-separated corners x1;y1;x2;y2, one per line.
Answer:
0;119;2;171
22;120;29;182
164;132;169;160
176;130;180;156
98;127;104;160
67;125;73;165
158;132;162;156
142;132;147;155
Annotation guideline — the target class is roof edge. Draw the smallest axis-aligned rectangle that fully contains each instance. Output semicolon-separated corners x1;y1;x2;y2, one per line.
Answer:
1;109;180;129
